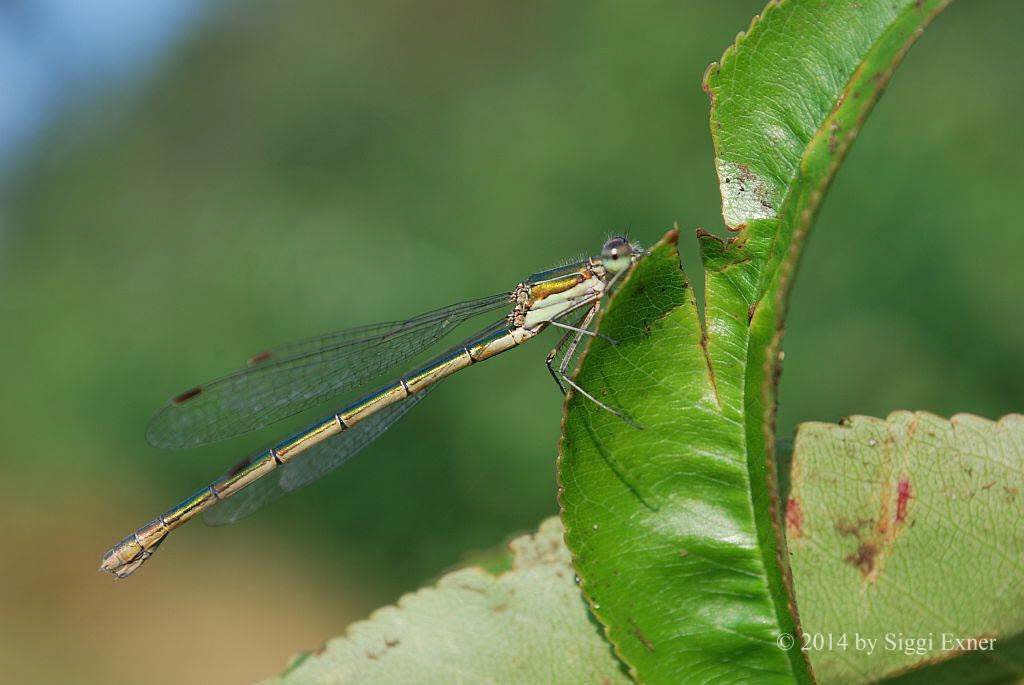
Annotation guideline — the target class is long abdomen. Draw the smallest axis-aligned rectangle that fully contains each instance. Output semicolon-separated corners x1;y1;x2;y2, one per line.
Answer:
99;326;533;578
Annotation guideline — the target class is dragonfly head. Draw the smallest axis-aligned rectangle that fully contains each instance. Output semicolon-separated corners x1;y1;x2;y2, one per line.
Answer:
600;235;642;274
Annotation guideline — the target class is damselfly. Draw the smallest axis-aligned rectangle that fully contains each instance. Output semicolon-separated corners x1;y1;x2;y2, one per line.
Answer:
100;235;643;577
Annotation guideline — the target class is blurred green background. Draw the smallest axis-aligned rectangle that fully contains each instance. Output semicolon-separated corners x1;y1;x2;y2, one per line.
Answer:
1;1;1020;683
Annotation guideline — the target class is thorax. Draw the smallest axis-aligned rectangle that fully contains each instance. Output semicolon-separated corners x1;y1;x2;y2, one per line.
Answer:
509;259;607;329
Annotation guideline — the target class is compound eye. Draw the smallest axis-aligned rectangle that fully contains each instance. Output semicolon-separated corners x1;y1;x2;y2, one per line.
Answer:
601;236;630;259
601;236;633;272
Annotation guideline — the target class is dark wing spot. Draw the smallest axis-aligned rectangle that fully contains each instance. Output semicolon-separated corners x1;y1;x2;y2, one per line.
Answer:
227;456;254;477
247;350;274;366
173;386;203;404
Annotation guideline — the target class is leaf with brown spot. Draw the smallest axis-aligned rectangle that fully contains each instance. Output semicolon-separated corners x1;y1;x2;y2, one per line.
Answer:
789;411;1024;682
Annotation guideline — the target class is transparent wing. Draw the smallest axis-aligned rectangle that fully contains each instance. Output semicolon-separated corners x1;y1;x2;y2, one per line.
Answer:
147;293;509;449
202;383;438;526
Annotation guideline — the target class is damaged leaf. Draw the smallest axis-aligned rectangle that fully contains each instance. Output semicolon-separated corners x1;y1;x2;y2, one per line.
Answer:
788;412;1024;683
560;0;953;682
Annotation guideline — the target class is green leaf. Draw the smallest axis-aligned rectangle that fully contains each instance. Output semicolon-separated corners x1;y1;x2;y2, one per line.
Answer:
268;518;629;684
708;0;951;234
788;412;1024;683
560;232;797;682
560;1;951;682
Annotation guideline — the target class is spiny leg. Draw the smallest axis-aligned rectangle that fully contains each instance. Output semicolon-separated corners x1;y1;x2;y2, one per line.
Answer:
548;319;616;345
544;300;617;412
552;300;643;429
557;302;600;377
545;329;572;395
545;305;596;395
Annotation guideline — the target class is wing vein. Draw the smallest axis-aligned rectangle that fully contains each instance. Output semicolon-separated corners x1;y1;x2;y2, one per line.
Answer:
147;293;510;448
